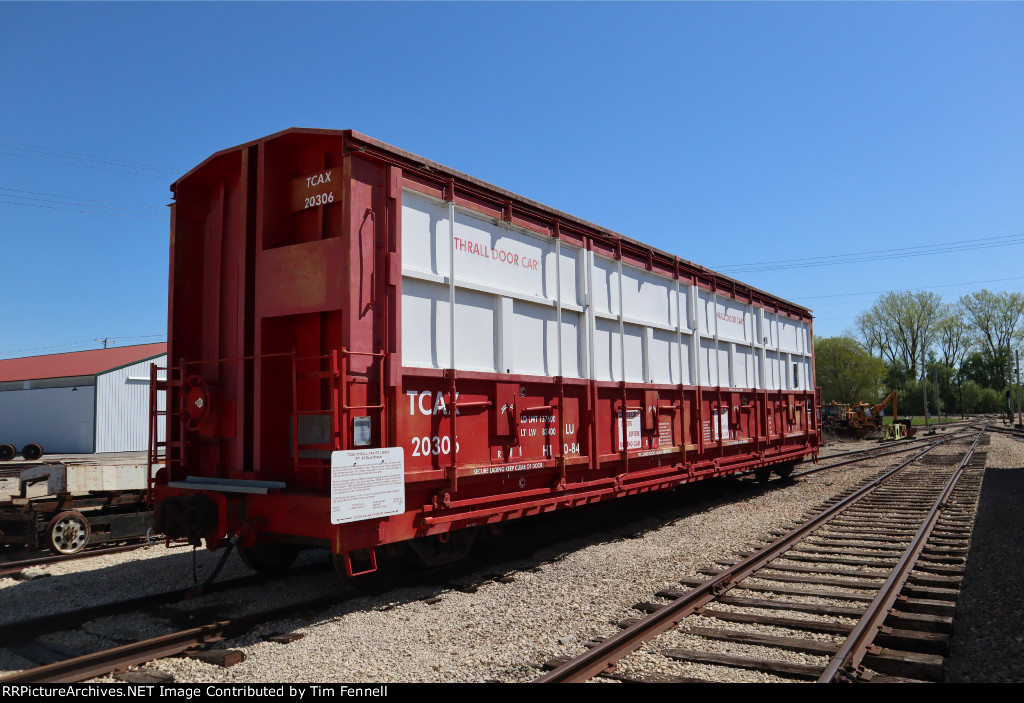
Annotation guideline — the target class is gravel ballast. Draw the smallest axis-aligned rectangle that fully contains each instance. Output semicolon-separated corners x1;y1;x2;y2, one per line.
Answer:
1;426;1020;683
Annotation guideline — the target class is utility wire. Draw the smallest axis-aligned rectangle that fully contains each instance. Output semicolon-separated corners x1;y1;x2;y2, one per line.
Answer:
0;186;165;211
0;335;166;358
0;149;176;179
710;233;1024;273
0;198;163;220
790;275;1024;303
0;140;183;175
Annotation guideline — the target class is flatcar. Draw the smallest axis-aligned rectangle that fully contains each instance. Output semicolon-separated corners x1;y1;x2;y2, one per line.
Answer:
151;129;820;577
0;460;153;554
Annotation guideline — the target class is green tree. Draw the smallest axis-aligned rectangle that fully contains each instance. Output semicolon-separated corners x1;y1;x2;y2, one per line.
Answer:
857;291;942;374
961;349;1012;391
958;290;1024;367
815;336;887;405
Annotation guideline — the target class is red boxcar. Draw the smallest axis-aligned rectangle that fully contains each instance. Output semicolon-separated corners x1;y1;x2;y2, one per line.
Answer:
151;129;819;576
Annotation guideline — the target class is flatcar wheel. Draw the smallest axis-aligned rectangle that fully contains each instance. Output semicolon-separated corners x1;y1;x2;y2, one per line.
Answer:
754;467;772;484
46;511;91;554
238;543;301;574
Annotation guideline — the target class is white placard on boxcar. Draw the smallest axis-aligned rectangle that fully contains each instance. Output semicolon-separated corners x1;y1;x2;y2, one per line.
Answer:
618;409;642;450
330;448;405;525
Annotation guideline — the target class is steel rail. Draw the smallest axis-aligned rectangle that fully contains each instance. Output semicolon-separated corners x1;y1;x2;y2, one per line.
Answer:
0;543;145;578
796;426;973;477
534;432;960;683
0;591;347;683
816;425;987;683
0;561;330;646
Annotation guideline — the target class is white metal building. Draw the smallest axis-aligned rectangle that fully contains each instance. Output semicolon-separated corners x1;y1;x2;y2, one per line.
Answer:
0;343;166;454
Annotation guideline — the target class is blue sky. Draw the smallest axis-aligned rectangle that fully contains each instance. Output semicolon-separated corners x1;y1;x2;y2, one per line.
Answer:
1;1;1021;359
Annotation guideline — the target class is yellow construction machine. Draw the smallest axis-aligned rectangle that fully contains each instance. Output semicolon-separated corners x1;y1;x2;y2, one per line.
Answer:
822;391;914;439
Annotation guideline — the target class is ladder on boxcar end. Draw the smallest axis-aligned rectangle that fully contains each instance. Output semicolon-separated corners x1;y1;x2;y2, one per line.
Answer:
290;350;343;475
147;363;182;504
289;348;387;476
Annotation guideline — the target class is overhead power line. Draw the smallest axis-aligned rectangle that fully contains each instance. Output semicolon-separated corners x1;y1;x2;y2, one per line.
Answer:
0;334;166;359
792;275;1024;303
0;197;164;221
0;186;165;211
0;186;165;221
710;233;1024;273
0;140;183;176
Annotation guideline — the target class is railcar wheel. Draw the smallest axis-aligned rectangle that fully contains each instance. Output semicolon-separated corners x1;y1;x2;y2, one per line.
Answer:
46;511;91;554
21;443;44;461
774;463;795;479
754;467;772;484
405;529;478;568
238;543;301;574
0;444;15;461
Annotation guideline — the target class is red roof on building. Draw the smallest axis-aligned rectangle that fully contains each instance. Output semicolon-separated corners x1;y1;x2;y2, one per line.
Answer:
0;343;167;383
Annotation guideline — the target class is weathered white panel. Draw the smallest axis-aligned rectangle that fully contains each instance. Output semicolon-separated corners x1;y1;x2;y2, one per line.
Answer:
788;356;812;391
401;277;447;368
400;189;450;277
718;345;731;387
675;286;693;333
400;279;497;371
623;323;644;383
0;386;95;453
512;299;557;376
778;316;801;353
764;314;778;349
559;313;582;379
698;289;715;335
649;329;678;384
95;355;167;453
454;289;498;372
716;300;750;344
754;310;767;347
679;336;693;386
453;209;551;299
766;351;782;390
734;346;757;389
591;256;620;316
558;247;582;307
399;191;812;389
699;339;718;386
593;318;620;382
622;266;672;327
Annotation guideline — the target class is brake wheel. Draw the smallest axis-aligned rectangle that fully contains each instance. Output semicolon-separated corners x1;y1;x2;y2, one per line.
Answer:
180;375;212;431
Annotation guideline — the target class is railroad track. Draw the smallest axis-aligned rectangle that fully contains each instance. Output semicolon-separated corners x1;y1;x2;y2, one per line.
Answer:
0;429;984;683
537;429;988;683
984;424;1024;439
798;425;974;477
0;543;149;578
